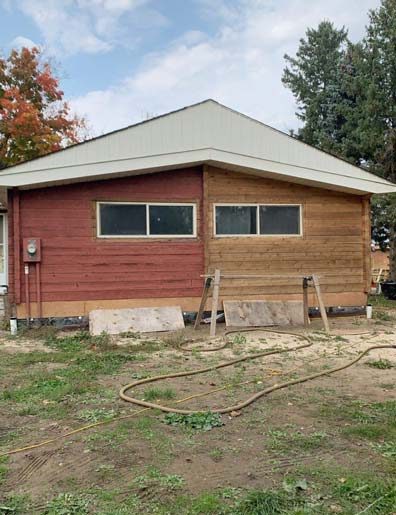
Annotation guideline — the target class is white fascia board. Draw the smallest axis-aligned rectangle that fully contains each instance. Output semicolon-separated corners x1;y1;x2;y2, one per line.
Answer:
0;147;395;194
209;149;396;194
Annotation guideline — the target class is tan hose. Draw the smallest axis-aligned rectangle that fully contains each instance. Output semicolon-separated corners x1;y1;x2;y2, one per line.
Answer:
120;330;396;414
178;328;310;352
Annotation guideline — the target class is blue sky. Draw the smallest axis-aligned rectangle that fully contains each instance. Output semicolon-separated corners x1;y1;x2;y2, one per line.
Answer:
0;0;381;136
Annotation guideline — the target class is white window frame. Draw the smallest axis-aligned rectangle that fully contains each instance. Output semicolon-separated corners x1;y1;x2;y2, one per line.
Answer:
213;203;303;238
97;201;197;239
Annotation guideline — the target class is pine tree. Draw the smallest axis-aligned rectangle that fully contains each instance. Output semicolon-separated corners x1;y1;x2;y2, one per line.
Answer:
282;21;352;156
362;0;396;278
283;4;396;279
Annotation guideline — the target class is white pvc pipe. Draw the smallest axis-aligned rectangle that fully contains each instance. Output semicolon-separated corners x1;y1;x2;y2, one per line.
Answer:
10;317;17;335
366;305;373;320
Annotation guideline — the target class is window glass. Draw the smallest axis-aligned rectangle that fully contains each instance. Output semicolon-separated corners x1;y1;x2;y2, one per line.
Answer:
215;206;257;235
259;206;300;235
99;204;146;236
149;205;194;235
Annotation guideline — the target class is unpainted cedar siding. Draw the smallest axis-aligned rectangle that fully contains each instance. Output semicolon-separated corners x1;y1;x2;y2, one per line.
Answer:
205;166;368;300
11;167;204;303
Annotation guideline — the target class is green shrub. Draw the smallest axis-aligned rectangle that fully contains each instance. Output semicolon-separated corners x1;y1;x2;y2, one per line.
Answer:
164;412;223;431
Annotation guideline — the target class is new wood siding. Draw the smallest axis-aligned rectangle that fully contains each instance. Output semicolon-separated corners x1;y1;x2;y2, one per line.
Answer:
205;166;369;306
9;168;204;315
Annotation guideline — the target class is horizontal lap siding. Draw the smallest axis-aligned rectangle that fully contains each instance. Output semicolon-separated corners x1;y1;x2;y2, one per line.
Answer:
206;167;367;302
15;168;204;304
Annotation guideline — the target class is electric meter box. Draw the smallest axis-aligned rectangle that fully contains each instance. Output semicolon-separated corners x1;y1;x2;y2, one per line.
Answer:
23;238;42;262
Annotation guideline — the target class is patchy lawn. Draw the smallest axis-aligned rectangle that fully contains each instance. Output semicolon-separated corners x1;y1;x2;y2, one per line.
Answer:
0;316;395;514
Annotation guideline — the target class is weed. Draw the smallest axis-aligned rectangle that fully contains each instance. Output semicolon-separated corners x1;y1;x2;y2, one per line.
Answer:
133;416;155;438
164;412;223;431
0;494;30;514
162;331;186;348
93;489;141;515
77;408;116;423
0;456;8;486
85;420;133;449
133;468;184;491
143;387;176;401
367;358;394;369
44;493;91;514
373;310;394;322
342;424;387;440
209;447;224;462
231;333;247;345
119;331;140;339
13;325;58;341
95;464;116;478
333;335;348;342
221;487;242;500
235;489;292;514
45;331;93;351
372;441;396;459
379;382;395;389
335;476;396;513
369;294;396;309
267;428;327;452
130;372;150;380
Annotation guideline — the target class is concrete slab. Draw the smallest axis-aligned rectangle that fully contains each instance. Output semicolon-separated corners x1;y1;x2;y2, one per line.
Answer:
89;306;185;335
223;300;304;328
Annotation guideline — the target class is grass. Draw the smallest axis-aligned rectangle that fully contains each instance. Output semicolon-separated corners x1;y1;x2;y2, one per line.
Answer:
133;467;185;490
0;494;31;515
267;428;328;452
367;358;394;369
372;441;396;459
85;420;134;450
0;331;141;421
368;294;396;309
77;407;117;423
43;493;91;515
161;330;187;349
373;310;395;321
143;387;177;401
0;457;8;486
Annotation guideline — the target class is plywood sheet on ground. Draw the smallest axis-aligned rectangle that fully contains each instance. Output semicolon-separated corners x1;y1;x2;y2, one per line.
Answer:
89;306;185;335
224;300;304;327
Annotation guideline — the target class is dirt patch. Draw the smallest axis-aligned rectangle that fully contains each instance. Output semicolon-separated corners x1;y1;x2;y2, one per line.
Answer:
1;316;396;512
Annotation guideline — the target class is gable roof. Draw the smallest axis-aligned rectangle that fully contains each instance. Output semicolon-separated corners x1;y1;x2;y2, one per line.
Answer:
0;99;395;194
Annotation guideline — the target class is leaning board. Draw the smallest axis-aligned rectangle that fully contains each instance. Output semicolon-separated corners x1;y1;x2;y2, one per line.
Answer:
89;306;185;335
224;300;304;328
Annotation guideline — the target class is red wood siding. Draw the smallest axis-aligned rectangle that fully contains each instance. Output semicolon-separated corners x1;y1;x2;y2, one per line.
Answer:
9;168;204;305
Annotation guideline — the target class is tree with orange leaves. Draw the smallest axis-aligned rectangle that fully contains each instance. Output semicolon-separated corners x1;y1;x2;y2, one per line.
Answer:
0;47;86;169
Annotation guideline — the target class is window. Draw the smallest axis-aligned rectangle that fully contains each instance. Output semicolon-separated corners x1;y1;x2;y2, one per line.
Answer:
98;202;196;238
215;205;257;235
259;205;300;235
214;204;301;236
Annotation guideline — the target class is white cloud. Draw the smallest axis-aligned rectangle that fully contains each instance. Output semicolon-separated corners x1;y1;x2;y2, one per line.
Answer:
8;0;161;56
71;0;381;134
9;35;38;50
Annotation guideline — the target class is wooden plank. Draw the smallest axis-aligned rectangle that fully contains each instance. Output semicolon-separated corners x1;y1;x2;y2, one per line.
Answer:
210;269;221;337
312;275;330;333
224;300;304;327
303;277;310;328
194;277;212;330
89;306;185;335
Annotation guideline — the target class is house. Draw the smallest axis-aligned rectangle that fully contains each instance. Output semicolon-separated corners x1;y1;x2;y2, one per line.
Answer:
0;99;395;322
